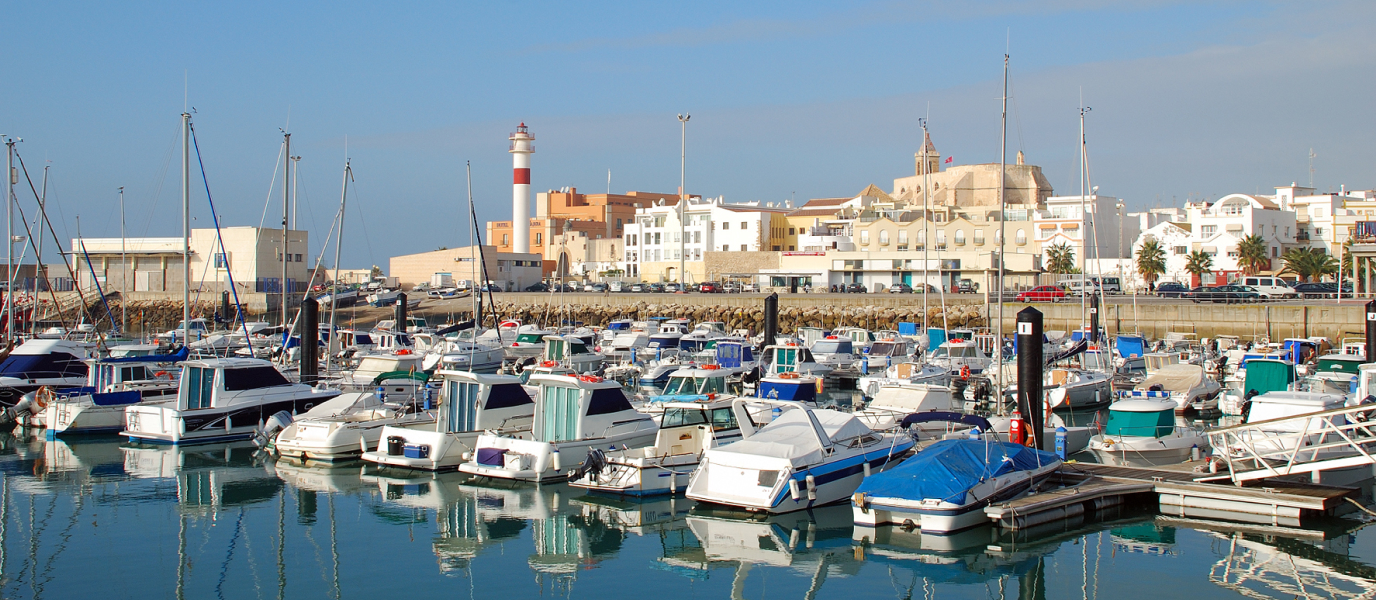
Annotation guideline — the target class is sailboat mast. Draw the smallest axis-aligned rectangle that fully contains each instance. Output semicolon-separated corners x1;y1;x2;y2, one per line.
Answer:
467;162;478;325
326;161;350;376
120;186;126;335
181;112;191;345
921;118;929;331
5;137;13;344
281;132;291;342
1079;104;1090;329
996;53;1008;412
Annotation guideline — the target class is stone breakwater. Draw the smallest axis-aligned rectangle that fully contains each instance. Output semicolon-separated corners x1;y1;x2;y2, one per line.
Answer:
472;300;989;334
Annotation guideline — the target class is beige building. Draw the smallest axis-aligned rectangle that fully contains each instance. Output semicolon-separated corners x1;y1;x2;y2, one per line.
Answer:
72;226;312;298
892;132;1052;209
388;245;542;291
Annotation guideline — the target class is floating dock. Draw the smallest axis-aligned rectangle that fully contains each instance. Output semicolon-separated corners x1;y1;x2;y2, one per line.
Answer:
986;462;1362;530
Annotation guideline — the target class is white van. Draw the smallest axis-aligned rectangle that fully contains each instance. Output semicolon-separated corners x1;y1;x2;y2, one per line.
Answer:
1241;276;1297;299
1060;278;1101;297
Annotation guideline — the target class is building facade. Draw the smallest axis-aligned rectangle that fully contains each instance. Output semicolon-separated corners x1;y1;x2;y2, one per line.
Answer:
72;227;312;296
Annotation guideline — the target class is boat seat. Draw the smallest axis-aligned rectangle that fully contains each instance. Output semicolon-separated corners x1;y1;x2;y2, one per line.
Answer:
658;426;706;456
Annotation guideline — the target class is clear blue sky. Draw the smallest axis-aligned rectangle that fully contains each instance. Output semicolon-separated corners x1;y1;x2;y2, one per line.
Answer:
2;1;1372;269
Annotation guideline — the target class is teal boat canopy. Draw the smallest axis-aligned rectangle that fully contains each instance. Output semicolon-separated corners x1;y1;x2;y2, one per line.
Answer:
1242;359;1296;397
1105;407;1173;438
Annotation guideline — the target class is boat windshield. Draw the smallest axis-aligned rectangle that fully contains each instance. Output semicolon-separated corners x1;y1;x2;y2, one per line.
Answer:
664;376;725;395
940;346;980;358
515;333;543;344
1105;409;1173;438
647;338;677;349
661;407;709;428
812;341;852;354
869;342;904;356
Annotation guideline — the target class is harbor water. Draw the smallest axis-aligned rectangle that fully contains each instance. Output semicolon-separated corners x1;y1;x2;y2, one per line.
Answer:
1;431;1373;599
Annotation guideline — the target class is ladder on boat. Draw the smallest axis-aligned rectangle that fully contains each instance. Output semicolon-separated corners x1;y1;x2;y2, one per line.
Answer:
1207;403;1376;485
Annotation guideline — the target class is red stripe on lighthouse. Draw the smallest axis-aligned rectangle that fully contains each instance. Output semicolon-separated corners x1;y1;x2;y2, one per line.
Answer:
513;168;530;184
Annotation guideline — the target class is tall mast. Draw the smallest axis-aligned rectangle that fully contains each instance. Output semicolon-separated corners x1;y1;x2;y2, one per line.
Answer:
921;118;930;331
5;136;14;343
281;132;291;341
120;186;126;335
181;112;191;345
326;160;350;376
1079;104;1091;329
996;53;1008;410
467;162;478;324
678;113;690;287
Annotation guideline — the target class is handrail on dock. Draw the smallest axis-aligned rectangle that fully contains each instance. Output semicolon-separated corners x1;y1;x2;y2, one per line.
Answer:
1206;401;1376;485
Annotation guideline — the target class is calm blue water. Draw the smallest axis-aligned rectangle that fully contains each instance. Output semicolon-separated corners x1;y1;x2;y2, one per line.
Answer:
0;431;1373;600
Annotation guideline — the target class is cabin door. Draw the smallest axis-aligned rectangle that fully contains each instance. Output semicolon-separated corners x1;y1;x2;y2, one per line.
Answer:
447;381;479;433
541;386;580;442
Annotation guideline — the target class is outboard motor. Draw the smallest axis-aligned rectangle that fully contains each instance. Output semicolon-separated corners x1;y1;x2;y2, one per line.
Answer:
0;392;37;430
253;410;295;449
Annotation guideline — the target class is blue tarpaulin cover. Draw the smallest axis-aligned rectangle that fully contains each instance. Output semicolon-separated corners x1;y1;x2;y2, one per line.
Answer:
926;329;947;353
857;439;1059;504
1115;335;1145;359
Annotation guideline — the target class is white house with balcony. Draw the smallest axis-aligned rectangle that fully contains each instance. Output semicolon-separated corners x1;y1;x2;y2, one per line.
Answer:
1036;194;1139;272
621;196;788;282
1183;194;1296;277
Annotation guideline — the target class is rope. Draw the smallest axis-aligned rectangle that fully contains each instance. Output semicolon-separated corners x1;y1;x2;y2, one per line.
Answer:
190;124;253;345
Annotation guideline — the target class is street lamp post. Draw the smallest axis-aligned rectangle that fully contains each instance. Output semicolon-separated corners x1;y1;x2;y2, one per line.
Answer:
1117;200;1125;291
678;113;690;289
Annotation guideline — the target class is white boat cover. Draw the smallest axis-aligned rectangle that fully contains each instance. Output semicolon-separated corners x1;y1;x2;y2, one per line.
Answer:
298;392;380;419
1138;363;1205;393
869;385;952;413
707;409;872;467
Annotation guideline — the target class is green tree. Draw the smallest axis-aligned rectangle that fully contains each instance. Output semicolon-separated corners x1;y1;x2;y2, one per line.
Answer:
1136;239;1166;288
1184;250;1214;287
1045;242;1076;275
1235;234;1270;276
1280;247;1339;282
370;265;383;278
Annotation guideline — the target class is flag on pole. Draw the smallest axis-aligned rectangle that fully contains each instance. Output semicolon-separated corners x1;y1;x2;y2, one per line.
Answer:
945;156;953;164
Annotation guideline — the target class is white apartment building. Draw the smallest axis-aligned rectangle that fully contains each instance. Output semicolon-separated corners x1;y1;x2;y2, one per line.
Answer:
622;196;789;283
1038;195;1140;270
1276;184;1376;257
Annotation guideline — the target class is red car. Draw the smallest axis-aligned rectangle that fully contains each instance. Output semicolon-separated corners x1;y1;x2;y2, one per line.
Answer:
1017;285;1066;302
699;282;721;293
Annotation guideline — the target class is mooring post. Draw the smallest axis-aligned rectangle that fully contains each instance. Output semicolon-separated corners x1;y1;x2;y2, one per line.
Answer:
395;292;407;330
300;297;319;385
763;292;779;349
1017;307;1045;449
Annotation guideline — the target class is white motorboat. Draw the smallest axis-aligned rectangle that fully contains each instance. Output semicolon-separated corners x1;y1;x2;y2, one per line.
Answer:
925;340;991;376
424;338;505;374
853;383;958;431
1089;397;1209;467
568;395;743;496
852;432;1061;534
542;334;605;374
857;361;949;399
685;399;914;514
1224;390;1349;458
458;373;656;482
0;338;94;408
362;370;535;471
272;391;437;461
38;349;188;436
1122;363;1221;413
122;358;340;445
810;336;859;373
761;343;833;379
504;324;554;360
1045;367;1115;410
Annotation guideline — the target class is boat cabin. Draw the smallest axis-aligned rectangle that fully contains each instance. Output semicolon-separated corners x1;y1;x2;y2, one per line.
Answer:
436;370;534;434
660;366;743;396
796;327;825;347
832;327;874;345
762;344;817;376
811;337;854;357
659;319;693;335
529;374;642;443
543;335;595;362
177;358;302;411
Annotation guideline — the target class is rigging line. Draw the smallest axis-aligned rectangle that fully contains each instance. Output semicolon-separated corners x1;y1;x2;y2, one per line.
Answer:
258;142;286;231
348;179;377;277
77;239;121;333
140;116;182;238
293;160;322;261
215;509;247;600
190;124;255;343
14;151;106;347
1009;77;1027;156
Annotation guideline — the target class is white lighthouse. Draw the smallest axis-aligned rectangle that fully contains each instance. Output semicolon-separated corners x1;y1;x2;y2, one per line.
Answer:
509;123;535;253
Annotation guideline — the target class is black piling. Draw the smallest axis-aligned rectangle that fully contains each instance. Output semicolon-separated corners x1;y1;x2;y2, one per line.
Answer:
220;291;231;323
395;293;408;329
1089;293;1100;344
1366;299;1376;364
1016;307;1045;449
300;298;319;386
763;292;779;349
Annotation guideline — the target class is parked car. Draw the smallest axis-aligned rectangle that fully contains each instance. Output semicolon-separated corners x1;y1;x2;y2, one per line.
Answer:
646;283;665;293
888;283;913;294
699;282;721;293
845;283;868;293
588;282;608;293
1155;282;1189;298
1016;285;1066;302
628;283;646;293
742;283;760;293
664;283;682;293
722;282;741;293
956;279;978;294
1188;284;1260;303
1292;282;1334;299
524;283;550;292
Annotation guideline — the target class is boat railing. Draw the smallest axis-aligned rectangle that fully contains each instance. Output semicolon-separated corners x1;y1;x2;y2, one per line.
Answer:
1206;402;1376;484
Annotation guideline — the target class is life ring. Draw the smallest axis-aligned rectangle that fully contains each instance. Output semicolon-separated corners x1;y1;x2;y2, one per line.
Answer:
779;372;800;379
154;371;171;379
541;360;558;368
960;365;971;380
702;364;720;370
578;374;603;383
33;386;54;411
395;349;412;355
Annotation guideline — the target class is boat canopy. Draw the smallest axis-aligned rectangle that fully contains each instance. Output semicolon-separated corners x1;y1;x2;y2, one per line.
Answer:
1316;355;1364;375
926;328;947;353
715;341;751;367
725;409;870;463
1241;359;1295;397
102;347;189;364
1105;399;1174;437
1137;363;1206;393
856;439;1058;504
1115;335;1145;359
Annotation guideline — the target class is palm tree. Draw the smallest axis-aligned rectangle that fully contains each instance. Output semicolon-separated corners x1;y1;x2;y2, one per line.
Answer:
1184;250;1214;288
1235;234;1270;275
1136;239;1166;290
1281;247;1339;282
1341;239;1370;293
1045;242;1076;275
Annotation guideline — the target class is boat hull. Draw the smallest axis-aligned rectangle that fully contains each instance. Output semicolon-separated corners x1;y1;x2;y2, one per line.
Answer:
459;425;657;483
1088;434;1207;468
852;463;1058;533
122;392;340;445
687;442;913;515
